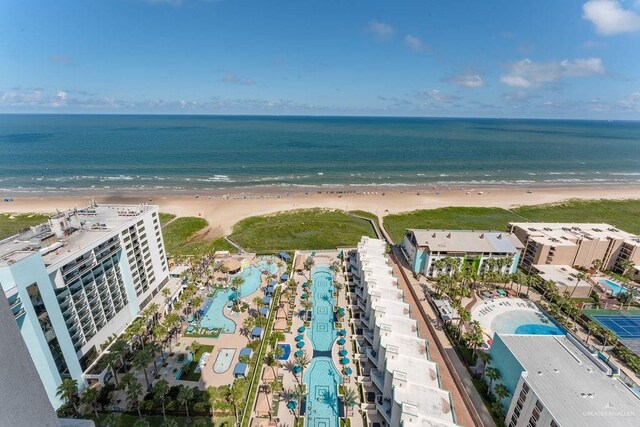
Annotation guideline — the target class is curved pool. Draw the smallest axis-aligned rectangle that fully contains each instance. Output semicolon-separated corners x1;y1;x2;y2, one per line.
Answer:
492;310;564;336
199;261;277;333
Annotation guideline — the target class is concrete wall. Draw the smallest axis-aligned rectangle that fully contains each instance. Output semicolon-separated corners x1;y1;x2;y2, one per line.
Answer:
0;292;60;426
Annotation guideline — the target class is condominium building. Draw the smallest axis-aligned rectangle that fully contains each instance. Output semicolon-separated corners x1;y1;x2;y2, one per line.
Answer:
352;236;457;426
488;334;638;427
401;229;523;277
0;204;169;408
509;222;640;273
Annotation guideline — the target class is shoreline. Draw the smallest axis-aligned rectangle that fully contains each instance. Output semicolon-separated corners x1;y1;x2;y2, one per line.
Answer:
2;184;640;238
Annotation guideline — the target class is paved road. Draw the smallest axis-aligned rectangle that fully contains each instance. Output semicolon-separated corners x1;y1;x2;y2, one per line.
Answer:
390;247;496;427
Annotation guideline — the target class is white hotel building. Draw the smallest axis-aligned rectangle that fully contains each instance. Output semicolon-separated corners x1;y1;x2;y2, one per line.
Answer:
352;236;457;427
0;204;169;408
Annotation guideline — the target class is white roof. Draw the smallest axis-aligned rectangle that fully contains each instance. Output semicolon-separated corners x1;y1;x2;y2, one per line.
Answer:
510;222;640;244
169;265;190;276
497;334;640;427
407;229;523;254
533;264;592;289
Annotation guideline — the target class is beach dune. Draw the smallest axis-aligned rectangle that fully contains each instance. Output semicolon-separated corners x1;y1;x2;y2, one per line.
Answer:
2;185;640;238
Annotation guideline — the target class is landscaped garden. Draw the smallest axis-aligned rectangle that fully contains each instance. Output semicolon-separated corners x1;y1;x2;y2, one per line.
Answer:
0;212;50;239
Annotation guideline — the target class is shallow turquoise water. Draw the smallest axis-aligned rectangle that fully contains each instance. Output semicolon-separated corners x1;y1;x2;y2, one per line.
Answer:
304;266;341;427
599;279;626;296
492;309;564;335
199;261;277;333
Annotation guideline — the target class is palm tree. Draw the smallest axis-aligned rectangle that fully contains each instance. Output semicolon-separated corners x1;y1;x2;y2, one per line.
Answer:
191;296;204;320
601;329;618;351
300;299;313;316
81;387;99;418
294;353;311;380
153;379;170;421
132;347;153;389
290;383;306;420
253;296;265;314
340;387;358;422
484;367;501;392
187;341;202;360
570;271;589;298
225;380;246;425
102;350;121;387
126;379;144;419
152;324;169;361
265;352;279;380
177;386;194;421
56;378;79;414
110;338;129;372
493;383;510;402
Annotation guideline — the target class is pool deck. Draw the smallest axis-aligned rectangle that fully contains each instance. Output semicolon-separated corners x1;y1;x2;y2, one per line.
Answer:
471;297;547;340
258;251;364;427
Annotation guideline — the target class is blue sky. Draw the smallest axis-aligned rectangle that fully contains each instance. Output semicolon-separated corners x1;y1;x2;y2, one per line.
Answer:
1;0;639;119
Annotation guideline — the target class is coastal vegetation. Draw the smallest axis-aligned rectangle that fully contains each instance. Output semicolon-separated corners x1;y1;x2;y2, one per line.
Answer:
0;212;49;240
229;208;376;252
161;216;235;257
384;199;640;243
159;213;177;226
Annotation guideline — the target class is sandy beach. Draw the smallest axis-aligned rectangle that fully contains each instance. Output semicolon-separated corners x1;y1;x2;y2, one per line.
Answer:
2;184;640;238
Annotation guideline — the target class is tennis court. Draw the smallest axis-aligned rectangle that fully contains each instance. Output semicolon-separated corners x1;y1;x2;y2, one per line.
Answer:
592;314;640;339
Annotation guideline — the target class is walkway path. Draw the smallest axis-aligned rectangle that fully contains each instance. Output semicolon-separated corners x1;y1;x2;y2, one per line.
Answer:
390;246;495;427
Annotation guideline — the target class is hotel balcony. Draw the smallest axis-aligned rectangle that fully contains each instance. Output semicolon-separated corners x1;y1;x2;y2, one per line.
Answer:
363;328;374;344
13;307;26;320
354;286;364;299
357;298;367;311
360;314;371;328
366;346;379;368
371;368;385;391
376;395;392;424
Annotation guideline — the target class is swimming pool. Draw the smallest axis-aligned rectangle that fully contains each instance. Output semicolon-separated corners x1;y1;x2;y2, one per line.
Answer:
599;279;627;296
213;348;236;374
304;358;342;427
199;261;277;333
305;266;341;427
277;343;291;360
308;267;337;351
492;309;564;336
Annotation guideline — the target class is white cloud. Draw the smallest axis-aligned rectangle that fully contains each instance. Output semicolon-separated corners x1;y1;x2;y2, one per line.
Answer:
446;73;485;88
582;0;640;35
415;89;458;102
500;58;605;89
404;34;424;52
619;91;640;110
368;20;394;39
221;72;255;86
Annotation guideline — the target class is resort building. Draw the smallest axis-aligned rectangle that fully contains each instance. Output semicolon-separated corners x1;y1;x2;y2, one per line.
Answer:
401;229;523;277
352;236;457;426
509;222;640;273
488;334;638;427
0;204;169;408
531;264;593;298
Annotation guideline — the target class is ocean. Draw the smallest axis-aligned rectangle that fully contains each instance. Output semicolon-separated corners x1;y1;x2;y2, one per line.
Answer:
1;114;639;192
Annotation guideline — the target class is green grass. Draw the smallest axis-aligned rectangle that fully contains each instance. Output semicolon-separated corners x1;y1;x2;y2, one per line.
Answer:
384;207;521;243
383;199;640;243
229;208;376;251
349;210;378;222
159;212;177;226
180;344;215;381
162;216;236;257
93;413;212;426
0;212;50;240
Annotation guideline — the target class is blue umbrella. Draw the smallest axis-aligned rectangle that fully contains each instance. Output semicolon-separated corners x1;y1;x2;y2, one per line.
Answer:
338;329;346;336
293;365;302;374
294;350;304;358
338;349;348;357
340;357;350;365
337;338;346;346
295;335;304;341
296;341;305;348
298;326;306;333
287;401;298;410
344;367;353;375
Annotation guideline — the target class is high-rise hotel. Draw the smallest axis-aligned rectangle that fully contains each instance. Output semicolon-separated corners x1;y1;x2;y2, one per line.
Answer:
0;204;169;408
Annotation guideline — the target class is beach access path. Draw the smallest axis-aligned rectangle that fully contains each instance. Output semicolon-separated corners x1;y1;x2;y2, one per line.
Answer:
389;246;496;427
